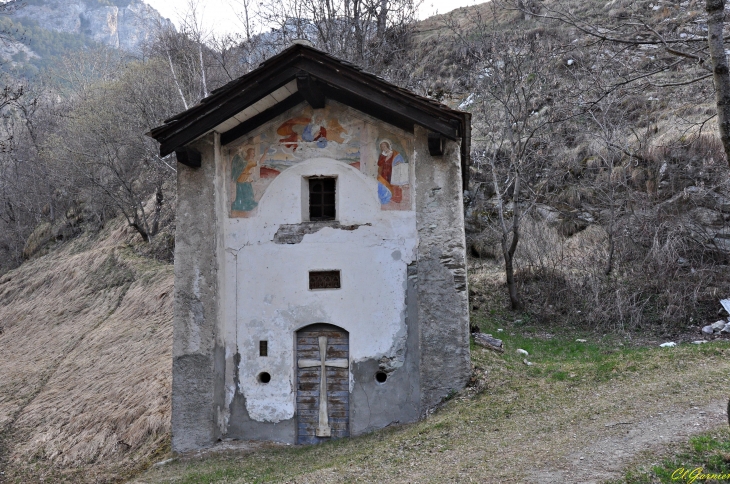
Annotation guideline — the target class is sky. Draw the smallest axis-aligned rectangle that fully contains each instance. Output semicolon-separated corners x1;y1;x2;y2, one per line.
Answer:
144;0;482;39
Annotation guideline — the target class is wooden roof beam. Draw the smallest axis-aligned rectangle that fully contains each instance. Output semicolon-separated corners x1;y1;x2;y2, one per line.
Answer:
221;92;304;146
297;60;460;140
158;67;299;156
175;147;201;168
296;73;325;109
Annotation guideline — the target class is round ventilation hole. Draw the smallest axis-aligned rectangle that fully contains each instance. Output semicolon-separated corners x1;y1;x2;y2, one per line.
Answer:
258;372;271;384
375;371;388;383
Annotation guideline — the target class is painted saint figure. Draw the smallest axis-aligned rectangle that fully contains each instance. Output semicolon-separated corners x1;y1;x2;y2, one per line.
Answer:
302;114;328;148
231;148;261;212
277;116;311;151
377;140;406;204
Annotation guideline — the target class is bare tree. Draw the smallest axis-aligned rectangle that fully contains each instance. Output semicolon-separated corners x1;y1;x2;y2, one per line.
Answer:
705;0;730;164
456;20;582;309
0;0;39;270
177;0;211;98
233;0;257;41
255;0;421;77
503;0;730;166
42;48;179;242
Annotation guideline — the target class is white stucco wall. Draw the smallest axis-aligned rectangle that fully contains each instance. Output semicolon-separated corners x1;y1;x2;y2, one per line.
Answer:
217;157;417;424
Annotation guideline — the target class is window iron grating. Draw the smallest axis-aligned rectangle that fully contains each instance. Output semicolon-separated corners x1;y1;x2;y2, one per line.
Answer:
309;270;341;290
309;177;336;221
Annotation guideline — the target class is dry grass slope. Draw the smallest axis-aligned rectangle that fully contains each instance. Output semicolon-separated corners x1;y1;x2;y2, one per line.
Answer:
0;222;173;483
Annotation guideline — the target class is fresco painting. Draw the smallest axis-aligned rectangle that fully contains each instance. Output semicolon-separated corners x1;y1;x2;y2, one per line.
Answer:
231;144;263;216
264;105;360;173
376;139;408;206
228;101;412;217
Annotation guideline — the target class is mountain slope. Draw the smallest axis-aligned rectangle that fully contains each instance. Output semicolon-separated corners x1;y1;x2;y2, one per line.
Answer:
0;0;172;76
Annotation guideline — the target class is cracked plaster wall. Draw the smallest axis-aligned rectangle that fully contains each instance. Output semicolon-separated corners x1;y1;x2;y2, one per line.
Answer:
172;120;470;449
172;134;222;452
218;157;419;442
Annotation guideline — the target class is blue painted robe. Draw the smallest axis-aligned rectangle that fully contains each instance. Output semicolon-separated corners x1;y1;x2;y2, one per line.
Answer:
231;154;258;212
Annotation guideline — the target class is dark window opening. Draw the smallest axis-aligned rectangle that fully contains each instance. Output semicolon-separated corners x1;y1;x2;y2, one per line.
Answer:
309;177;336;220
259;340;268;357
309;270;341;290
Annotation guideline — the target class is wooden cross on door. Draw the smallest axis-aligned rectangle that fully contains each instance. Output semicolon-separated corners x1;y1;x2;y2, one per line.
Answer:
297;336;348;437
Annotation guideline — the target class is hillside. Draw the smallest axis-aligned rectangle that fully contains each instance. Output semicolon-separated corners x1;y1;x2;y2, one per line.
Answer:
136;307;730;483
410;0;730;332
0;0;729;481
0;220;173;482
2;219;729;483
0;0;172;76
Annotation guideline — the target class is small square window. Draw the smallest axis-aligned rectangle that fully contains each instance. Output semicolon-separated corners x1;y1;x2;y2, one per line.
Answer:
309;270;341;290
259;341;268;357
309;177;336;221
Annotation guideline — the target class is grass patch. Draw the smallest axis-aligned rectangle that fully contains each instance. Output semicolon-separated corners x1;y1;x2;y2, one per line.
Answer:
469;309;677;385
136;316;730;483
0;228;174;484
612;430;730;484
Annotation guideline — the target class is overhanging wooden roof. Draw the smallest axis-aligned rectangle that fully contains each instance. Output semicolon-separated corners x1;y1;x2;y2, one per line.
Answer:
148;43;471;186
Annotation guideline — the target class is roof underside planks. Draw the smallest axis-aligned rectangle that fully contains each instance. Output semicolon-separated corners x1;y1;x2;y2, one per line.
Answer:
148;44;471;188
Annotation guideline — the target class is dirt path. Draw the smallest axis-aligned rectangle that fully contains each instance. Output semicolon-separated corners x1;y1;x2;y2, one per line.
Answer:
533;399;728;483
137;342;730;484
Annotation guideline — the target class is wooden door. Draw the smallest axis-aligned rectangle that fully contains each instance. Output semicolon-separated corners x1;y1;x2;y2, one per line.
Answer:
296;324;349;444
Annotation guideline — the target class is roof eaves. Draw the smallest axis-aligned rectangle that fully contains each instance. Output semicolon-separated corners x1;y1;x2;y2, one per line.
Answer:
150;43;470;151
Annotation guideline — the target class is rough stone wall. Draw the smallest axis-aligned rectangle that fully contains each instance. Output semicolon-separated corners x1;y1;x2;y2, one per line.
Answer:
414;126;471;410
171;135;221;452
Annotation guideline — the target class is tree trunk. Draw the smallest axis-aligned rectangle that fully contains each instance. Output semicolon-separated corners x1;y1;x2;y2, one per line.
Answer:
377;0;388;38
167;49;188;110
198;43;208;98
150;186;164;237
504;171;523;310
706;0;730;166
491;154;524;311
605;196;615;276
504;245;522;310
242;0;251;40
353;0;363;60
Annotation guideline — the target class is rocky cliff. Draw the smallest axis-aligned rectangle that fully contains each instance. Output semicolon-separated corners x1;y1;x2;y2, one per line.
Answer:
10;0;173;53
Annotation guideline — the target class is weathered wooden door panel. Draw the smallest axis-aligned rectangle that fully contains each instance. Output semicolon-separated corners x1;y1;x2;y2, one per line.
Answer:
296;324;349;445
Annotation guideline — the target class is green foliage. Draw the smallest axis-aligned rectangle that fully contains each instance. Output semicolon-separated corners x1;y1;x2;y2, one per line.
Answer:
470;310;730;384
0;15;101;77
179;467;252;484
612;431;730;484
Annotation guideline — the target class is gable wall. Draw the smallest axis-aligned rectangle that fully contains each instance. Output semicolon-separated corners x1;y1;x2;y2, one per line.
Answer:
217;101;421;443
171;102;470;450
413;126;471;408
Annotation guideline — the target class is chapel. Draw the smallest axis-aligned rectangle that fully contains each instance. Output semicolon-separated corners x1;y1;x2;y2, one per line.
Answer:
149;43;472;450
